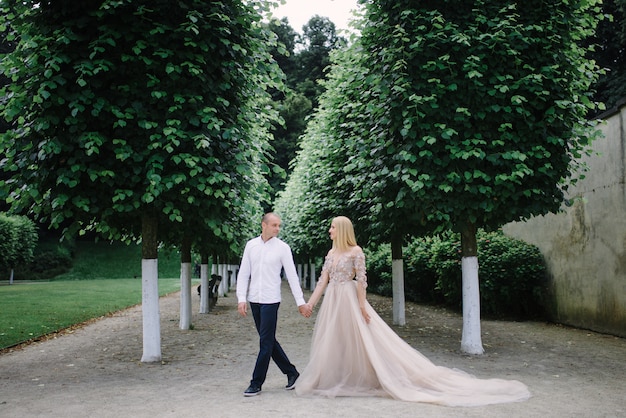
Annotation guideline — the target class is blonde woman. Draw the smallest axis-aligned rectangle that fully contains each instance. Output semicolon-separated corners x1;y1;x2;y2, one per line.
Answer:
295;216;530;407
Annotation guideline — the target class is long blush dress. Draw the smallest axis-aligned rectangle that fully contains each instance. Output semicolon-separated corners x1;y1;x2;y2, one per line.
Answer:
295;247;531;407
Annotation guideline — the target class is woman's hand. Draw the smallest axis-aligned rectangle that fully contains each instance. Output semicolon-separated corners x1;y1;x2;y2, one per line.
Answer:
299;303;313;318
360;307;371;324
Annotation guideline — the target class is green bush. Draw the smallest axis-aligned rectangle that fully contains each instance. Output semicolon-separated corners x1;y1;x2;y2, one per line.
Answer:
472;230;548;318
363;244;392;297
405;235;451;304
365;230;548;319
3;236;74;281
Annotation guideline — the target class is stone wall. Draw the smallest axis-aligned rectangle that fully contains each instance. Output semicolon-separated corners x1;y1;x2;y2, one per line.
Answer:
503;102;626;337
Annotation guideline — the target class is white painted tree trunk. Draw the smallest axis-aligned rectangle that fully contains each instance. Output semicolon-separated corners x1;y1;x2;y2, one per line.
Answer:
9;268;14;284
392;258;406;326
302;263;308;289
460;256;484;354
229;264;237;288
199;263;209;314
219;263;227;296
179;262;192;330
141;258;162;362
309;260;317;292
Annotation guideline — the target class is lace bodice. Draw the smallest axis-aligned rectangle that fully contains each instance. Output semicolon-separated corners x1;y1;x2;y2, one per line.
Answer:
321;246;367;289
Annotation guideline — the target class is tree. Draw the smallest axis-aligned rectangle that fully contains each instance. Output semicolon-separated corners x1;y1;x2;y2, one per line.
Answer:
588;0;626;112
294;15;347;108
268;17;299;82
0;12;14;214
265;16;346;201
0;0;279;360
353;0;604;353
280;0;603;354
0;213;37;284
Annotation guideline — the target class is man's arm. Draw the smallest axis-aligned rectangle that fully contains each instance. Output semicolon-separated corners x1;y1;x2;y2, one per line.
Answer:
236;242;251;317
281;244;306;307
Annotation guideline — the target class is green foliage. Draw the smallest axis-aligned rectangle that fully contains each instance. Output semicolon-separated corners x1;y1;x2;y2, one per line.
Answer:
275;39;371;256
272;1;600;336
53;241;182;280
278;0;604;280
588;0;626;112
266;15;347;202
473;231;548;317
7;244;73;282
350;0;604;239
294;16;347;108
3;238;182;282
365;230;549;319
406;235;456;304
0;1;278;255
0;213;37;271
427;233;463;303
363;244;392;296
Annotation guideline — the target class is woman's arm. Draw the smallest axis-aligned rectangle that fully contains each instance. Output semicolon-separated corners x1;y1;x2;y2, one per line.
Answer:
307;270;329;309
306;252;331;309
354;247;371;323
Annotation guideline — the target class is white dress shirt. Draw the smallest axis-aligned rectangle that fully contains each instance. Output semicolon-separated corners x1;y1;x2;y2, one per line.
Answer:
236;235;305;306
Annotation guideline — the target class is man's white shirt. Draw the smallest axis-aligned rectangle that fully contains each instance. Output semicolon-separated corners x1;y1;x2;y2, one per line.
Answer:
236;236;305;306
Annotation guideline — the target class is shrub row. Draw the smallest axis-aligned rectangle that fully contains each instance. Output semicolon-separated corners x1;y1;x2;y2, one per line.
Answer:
11;238;75;281
364;230;549;320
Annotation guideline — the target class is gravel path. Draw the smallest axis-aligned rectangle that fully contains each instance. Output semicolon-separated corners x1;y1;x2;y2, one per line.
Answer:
1;282;625;418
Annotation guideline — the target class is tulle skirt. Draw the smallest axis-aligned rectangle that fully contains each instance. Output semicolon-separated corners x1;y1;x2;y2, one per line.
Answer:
295;281;531;406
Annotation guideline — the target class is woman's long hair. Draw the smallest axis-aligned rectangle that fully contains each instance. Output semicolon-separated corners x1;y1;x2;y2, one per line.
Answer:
331;216;357;252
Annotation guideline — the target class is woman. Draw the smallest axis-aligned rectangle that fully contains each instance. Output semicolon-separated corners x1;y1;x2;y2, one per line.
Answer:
295;216;531;406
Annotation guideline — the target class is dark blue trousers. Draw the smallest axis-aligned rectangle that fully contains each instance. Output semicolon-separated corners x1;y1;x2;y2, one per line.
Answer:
249;302;297;387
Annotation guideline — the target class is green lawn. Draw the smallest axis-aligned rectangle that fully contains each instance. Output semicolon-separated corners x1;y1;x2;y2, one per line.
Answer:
0;241;191;350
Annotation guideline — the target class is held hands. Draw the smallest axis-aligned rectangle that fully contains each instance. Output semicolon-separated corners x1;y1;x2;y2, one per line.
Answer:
239;302;312;318
299;303;313;318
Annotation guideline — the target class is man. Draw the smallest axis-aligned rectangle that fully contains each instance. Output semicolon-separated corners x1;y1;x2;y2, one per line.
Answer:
236;212;312;397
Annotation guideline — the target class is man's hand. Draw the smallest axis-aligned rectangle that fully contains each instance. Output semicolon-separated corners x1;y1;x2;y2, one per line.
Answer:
299;303;312;318
238;302;247;317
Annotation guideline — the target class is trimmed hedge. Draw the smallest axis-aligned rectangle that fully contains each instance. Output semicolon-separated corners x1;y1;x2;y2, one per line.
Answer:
365;229;549;319
14;238;74;281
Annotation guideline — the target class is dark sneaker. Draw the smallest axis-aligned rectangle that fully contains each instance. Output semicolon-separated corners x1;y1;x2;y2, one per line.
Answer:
285;372;299;390
244;385;261;397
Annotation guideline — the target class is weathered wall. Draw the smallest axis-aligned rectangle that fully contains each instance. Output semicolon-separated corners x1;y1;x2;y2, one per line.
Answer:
504;102;626;337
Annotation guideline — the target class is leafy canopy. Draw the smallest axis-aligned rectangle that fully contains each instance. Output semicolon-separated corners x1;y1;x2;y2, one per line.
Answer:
0;1;282;253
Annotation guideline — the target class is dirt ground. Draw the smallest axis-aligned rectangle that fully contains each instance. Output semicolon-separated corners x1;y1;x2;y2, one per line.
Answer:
1;282;625;418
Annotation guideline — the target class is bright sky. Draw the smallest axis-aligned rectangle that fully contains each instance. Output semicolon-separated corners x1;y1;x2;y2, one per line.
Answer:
271;0;360;34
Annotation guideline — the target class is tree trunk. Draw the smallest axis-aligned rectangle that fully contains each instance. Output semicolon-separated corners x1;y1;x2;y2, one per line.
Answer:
460;222;484;354
141;211;162;362
218;259;227;297
309;258;317;292
179;236;192;330
199;253;209;314
211;253;219;308
391;235;406;326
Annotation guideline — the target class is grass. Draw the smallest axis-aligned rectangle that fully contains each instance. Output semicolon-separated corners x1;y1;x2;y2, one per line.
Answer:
0;241;191;350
